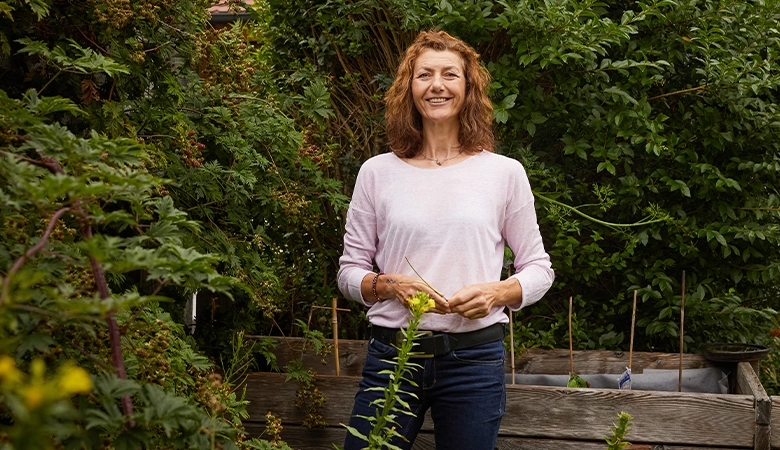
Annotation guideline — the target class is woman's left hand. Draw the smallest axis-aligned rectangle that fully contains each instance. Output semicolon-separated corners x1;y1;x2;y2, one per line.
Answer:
448;279;523;320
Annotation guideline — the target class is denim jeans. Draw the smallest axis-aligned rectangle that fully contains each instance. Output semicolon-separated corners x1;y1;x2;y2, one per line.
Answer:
343;336;506;450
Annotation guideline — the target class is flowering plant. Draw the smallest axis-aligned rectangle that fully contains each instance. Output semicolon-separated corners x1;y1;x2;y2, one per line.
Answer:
0;357;92;448
341;291;434;449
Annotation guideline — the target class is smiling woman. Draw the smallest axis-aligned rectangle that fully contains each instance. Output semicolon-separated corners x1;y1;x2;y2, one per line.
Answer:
383;31;494;161
337;30;554;450
411;50;466;131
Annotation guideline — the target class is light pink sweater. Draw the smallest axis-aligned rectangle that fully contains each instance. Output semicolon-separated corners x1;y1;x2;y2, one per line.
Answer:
337;150;554;332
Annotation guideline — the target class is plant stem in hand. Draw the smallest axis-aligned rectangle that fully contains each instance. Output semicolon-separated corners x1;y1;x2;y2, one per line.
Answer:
404;256;448;302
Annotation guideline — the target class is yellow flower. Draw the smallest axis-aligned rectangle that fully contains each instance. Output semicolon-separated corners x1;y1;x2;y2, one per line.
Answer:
408;292;434;315
0;355;21;387
58;366;93;395
0;356;17;378
22;386;44;409
29;359;45;383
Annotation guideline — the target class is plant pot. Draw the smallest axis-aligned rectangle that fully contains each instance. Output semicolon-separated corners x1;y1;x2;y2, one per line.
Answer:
701;343;771;363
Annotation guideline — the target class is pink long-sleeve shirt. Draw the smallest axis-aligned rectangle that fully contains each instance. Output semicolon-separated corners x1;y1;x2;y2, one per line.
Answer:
337;150;554;332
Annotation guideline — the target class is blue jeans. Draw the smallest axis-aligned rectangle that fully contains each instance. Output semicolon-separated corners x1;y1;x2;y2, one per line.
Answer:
343;336;506;450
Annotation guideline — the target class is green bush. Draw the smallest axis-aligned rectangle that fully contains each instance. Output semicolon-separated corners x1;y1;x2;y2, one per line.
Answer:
264;0;780;356
4;3;780;447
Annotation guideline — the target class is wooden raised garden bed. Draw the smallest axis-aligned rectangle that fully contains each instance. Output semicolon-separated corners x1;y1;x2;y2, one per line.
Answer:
242;337;772;449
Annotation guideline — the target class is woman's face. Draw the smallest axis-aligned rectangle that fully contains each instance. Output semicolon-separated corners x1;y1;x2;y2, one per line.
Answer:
411;49;466;127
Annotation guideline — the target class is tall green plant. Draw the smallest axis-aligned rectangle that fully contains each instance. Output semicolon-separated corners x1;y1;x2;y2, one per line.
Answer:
605;412;632;450
341;292;435;450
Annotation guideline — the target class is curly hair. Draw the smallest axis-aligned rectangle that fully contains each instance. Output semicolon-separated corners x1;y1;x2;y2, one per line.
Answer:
384;30;494;158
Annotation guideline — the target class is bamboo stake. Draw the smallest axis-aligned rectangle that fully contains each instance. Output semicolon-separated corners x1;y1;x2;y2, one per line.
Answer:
310;302;350;376
629;290;637;370
509;309;515;385
332;298;340;377
678;270;686;392
569;296;574;376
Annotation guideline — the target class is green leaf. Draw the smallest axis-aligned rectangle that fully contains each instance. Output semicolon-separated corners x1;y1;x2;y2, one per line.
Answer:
17;332;55;357
603;87;638;105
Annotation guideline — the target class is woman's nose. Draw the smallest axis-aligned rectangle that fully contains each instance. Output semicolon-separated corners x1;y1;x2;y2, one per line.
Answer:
431;75;444;90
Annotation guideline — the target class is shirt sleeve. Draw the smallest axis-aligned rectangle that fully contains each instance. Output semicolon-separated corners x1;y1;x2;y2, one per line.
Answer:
503;164;554;310
337;166;377;306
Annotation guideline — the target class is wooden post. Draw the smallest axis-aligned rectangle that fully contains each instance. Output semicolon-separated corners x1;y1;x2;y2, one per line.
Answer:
568;296;573;376
509;309;515;384
332;297;340;377
629;290;637;371
310;301;350;376
678;270;686;392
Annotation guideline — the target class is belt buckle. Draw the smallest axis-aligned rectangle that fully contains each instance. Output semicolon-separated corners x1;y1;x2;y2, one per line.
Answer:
396;330;435;358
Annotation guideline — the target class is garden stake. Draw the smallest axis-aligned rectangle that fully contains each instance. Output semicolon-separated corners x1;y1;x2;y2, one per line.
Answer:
332;298;340;376
567;296;588;388
309;301;350;376
510;309;515;384
619;291;637;390
569;296;574;376
678;270;686;392
629;290;637;369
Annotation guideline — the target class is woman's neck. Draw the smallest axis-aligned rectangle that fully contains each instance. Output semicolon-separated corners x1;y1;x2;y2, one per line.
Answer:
420;123;462;160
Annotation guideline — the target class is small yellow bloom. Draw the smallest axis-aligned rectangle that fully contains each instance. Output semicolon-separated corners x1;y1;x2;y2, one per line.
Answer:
409;292;434;315
29;359;46;383
22;386;45;409
0;356;17;378
58;366;93;395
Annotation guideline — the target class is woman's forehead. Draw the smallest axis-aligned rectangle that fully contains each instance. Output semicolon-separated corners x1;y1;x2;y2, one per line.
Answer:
413;49;465;71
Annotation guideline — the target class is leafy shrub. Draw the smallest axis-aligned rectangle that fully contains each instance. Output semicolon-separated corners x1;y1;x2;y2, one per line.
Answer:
264;0;780;357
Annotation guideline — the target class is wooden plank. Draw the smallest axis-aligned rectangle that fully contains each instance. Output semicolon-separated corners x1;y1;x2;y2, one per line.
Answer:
243;423;746;450
243;373;359;424
501;383;755;448
243;373;755;448
736;361;772;426
515;348;712;374
755;424;770;450
253;337;368;377
768;397;780;448
258;337;714;376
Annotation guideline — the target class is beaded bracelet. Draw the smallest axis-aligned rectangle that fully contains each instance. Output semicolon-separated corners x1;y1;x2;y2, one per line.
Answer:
371;272;385;303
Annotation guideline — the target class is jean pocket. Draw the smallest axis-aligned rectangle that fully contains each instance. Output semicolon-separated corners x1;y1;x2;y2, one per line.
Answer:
451;341;505;365
367;337;397;359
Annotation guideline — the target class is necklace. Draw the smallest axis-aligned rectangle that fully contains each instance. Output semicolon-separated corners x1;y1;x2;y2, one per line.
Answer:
420;149;463;166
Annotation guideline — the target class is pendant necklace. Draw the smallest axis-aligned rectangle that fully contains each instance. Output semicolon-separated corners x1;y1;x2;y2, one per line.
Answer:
420;149;463;166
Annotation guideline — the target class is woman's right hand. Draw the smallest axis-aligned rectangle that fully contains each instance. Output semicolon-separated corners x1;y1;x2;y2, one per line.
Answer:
362;273;450;314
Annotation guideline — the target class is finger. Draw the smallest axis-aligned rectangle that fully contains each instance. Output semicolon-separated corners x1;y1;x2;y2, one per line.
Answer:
428;306;448;314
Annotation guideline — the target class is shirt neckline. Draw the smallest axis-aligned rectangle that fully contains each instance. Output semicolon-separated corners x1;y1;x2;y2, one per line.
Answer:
391;149;487;171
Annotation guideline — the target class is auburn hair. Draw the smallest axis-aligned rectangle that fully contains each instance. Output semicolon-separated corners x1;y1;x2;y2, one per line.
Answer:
384;30;494;158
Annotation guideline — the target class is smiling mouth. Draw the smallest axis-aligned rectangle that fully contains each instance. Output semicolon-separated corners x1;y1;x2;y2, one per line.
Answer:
426;97;450;104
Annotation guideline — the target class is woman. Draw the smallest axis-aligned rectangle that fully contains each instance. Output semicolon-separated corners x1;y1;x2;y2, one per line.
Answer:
337;30;554;449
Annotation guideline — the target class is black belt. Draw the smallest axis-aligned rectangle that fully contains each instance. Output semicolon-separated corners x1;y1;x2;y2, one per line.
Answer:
370;323;505;358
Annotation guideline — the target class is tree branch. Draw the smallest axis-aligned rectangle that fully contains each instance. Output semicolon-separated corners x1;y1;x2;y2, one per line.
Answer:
534;192;668;229
1;207;70;306
648;84;708;101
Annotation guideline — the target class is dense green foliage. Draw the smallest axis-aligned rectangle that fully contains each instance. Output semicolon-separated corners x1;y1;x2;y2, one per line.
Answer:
0;0;339;447
264;0;780;354
2;0;780;446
